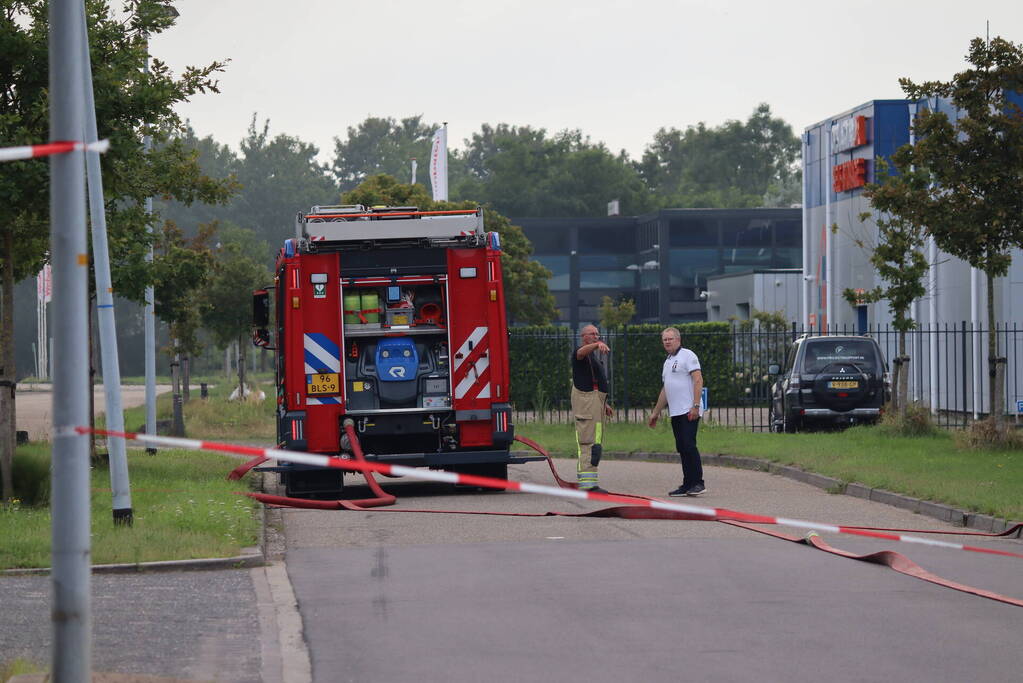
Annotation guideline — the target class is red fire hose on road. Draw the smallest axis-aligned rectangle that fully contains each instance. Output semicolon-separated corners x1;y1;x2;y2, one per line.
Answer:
80;425;1023;607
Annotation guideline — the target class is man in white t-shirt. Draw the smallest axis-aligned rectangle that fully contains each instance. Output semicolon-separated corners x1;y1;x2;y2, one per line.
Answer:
647;327;706;497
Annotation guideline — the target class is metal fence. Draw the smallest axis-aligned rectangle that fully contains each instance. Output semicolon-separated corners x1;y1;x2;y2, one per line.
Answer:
508;323;1023;431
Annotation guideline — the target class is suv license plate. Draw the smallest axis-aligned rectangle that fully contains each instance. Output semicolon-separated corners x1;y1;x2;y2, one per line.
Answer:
307;373;340;395
828;380;859;389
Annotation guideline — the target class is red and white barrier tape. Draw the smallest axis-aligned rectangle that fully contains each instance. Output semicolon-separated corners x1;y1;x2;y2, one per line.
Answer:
0;139;109;163
77;426;1023;560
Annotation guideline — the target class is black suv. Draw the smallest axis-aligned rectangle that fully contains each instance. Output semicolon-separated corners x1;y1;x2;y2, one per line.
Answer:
768;335;889;432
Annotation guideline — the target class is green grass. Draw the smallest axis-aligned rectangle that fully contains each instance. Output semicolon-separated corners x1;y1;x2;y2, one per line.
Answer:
516;421;1023;521
1;658;43;682
108;380;276;442
0;443;260;570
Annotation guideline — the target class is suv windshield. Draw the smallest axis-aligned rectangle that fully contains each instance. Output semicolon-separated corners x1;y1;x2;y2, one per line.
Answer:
800;339;878;374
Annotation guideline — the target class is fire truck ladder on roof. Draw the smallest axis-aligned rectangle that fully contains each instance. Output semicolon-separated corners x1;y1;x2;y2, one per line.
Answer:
296;205;485;249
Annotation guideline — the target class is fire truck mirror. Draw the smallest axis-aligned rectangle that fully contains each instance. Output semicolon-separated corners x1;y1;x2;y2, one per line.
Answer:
253;289;271;328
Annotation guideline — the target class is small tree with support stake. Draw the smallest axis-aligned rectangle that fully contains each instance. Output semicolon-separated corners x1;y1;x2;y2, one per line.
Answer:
842;199;929;419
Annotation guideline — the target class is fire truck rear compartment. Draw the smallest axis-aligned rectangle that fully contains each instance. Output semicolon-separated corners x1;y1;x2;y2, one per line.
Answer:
344;337;450;411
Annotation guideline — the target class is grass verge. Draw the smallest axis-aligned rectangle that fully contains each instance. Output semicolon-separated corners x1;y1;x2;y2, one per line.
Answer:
0;658;43;682
108;380;276;442
1;443;260;570
516;421;1023;522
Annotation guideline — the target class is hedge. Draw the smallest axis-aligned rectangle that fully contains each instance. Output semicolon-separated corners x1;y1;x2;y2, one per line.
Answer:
508;322;736;411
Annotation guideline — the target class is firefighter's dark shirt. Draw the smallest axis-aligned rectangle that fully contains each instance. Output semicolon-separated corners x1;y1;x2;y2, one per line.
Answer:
571;347;609;393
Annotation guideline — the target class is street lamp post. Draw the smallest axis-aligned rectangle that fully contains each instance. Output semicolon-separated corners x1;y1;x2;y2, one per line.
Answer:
143;2;178;453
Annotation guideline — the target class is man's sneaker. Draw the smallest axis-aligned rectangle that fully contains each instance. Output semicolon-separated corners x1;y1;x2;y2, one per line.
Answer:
685;483;706;496
587;486;609;494
668;485;689;497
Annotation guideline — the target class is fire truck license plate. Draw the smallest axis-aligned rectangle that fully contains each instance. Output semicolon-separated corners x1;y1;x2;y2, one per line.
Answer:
828;380;859;389
307;373;340;395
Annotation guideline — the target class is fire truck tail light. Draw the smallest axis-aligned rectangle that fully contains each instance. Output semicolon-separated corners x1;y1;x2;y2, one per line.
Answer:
489;289;497;301
292;296;300;308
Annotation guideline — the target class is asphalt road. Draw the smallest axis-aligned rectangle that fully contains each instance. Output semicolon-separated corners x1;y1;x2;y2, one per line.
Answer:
3;457;1019;682
279;458;1023;683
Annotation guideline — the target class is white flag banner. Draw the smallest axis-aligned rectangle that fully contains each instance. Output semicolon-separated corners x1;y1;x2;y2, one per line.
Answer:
37;264;52;304
430;126;448;201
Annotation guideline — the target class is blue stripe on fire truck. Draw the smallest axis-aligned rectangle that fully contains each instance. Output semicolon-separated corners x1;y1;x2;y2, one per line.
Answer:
304;333;341;373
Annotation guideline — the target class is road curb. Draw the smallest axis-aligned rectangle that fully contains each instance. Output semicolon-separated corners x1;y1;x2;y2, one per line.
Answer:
697;451;1021;535
515;449;1023;537
0;548;265;577
2;480;270;576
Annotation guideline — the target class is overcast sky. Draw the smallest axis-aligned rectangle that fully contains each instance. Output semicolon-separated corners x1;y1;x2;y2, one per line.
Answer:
151;0;1023;163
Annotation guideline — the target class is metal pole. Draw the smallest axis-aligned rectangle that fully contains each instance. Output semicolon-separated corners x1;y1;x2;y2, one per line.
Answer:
143;39;158;454
971;268;981;419
800;131;810;327
79;9;133;525
928;239;938;414
50;0;92;679
824;124;833;330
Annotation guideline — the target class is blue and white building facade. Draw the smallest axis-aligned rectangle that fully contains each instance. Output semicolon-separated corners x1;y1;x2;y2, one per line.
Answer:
802;98;1023;416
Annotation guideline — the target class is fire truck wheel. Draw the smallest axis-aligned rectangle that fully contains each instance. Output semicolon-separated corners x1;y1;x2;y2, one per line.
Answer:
480;463;508;482
448;462;508;484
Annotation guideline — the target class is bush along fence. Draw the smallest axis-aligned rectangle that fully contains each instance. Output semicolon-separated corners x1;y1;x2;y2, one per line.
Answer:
507;322;1023;431
508;322;735;421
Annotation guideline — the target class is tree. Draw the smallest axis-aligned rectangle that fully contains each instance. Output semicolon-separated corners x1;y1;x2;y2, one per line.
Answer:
201;240;271;400
158;126;241;232
598;296;636;329
870;37;1023;432
454;124;653;217
843;188;930;417
231;117;339;254
331;116;439;193
637;103;801;208
0;0;233;502
342;175;558;324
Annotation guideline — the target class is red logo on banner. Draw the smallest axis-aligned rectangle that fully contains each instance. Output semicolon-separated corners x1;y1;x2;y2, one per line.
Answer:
832;158;868;193
854;116;867;147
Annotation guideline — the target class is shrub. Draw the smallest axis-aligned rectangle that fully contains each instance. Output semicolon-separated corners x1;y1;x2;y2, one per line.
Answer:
879;402;938;437
11;446;50;507
954;417;1023;451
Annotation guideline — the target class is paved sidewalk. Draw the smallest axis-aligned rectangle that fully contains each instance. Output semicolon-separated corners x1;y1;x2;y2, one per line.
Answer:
1;570;264;682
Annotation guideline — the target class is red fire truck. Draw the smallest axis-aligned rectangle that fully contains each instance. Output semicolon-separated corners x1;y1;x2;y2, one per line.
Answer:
253;205;525;497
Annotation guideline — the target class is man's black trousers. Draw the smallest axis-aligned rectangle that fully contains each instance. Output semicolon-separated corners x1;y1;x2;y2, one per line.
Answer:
670;414;703;487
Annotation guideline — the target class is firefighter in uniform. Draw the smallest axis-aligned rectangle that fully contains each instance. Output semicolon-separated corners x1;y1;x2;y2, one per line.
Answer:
571;325;612;492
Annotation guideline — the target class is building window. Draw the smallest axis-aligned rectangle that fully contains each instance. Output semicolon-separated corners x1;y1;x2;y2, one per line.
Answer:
534;255;569;291
669;219;718;247
669;248;718;288
578;254;630;269
775;219;801;247
579;271;635;289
